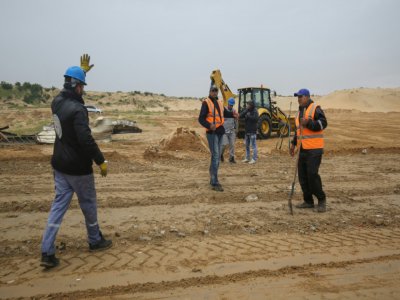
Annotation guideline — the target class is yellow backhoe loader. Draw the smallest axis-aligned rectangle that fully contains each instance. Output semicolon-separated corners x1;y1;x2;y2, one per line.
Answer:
210;69;295;139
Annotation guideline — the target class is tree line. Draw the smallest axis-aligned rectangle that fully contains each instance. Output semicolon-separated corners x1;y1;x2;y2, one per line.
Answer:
0;81;53;104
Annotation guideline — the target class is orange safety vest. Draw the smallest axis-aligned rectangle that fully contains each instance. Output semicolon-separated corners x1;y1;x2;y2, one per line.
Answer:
204;97;224;132
295;102;324;149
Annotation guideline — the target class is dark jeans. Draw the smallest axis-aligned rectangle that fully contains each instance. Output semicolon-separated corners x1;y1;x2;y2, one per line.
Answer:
206;133;223;185
298;152;326;205
244;133;257;161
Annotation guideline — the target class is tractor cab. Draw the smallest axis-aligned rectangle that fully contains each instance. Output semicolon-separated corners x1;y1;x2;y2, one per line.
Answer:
237;87;294;139
238;87;274;139
238;87;271;112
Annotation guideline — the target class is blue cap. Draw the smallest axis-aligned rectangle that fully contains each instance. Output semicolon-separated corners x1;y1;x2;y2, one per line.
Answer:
294;88;310;97
228;97;235;105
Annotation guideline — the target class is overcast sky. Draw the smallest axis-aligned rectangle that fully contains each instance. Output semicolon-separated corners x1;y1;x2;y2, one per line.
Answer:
0;0;399;97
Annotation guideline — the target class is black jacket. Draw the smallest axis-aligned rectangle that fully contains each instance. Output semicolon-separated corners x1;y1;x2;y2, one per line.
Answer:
51;88;105;175
239;107;259;134
198;97;225;135
292;99;328;154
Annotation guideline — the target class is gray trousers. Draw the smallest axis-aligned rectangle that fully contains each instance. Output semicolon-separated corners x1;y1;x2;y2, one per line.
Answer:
41;170;101;255
222;131;236;158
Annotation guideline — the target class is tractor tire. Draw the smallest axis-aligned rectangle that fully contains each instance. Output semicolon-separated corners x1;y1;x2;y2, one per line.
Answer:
257;114;272;139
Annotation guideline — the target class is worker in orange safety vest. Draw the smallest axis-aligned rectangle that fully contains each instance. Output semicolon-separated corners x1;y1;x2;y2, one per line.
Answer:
290;88;328;212
198;85;225;192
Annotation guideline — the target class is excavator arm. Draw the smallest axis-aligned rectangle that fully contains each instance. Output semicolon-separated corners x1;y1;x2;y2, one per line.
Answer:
210;70;236;106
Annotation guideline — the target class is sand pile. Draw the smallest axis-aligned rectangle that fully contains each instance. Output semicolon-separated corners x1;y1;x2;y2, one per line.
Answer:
143;146;176;160
318;88;400;112
275;88;400;113
143;128;209;161
159;127;209;152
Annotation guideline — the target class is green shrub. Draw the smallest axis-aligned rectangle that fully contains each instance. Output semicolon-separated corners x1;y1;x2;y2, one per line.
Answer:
0;81;13;90
23;93;38;104
21;82;44;104
30;83;43;94
22;82;32;90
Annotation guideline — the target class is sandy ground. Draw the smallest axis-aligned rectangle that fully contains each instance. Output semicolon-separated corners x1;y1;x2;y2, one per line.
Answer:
1;94;400;299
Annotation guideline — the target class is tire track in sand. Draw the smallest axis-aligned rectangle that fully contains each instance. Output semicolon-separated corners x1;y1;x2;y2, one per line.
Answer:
0;228;399;298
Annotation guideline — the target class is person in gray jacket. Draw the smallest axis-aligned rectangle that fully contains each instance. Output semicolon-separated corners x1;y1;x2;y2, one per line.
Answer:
221;97;239;163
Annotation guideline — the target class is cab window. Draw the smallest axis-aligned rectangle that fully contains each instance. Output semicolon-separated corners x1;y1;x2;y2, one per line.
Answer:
262;90;270;110
252;89;262;107
239;90;252;111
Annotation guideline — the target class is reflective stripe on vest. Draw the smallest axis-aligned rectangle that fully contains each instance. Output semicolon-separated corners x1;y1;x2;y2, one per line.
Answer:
295;103;324;149
204;98;224;131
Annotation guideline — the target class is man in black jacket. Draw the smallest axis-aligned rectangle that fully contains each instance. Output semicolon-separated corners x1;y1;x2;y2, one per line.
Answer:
290;88;328;212
40;63;112;269
240;101;259;164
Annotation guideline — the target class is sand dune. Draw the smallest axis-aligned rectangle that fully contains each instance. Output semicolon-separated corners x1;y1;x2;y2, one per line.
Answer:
276;88;400;113
318;88;400;112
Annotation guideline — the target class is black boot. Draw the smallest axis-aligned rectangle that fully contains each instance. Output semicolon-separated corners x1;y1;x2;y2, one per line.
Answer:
229;156;236;164
212;183;224;192
295;202;315;209
40;253;60;269
89;231;113;252
317;199;326;213
221;154;224;162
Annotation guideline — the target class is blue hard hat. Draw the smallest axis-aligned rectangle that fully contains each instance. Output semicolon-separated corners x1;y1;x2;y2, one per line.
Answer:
228;97;235;105
64;66;86;85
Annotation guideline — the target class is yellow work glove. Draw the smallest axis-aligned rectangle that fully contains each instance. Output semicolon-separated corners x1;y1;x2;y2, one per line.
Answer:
80;53;94;73
99;161;108;177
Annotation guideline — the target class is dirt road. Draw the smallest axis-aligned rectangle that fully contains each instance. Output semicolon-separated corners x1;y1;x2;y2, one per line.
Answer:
0;109;400;299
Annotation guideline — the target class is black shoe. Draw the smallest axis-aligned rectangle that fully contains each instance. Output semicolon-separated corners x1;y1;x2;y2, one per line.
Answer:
221;154;224;162
317;200;326;213
295;202;314;209
212;184;224;192
89;232;113;252
40;253;59;269
229;157;236;164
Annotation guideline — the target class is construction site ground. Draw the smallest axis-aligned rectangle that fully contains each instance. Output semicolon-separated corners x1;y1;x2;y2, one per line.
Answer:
1;108;400;299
